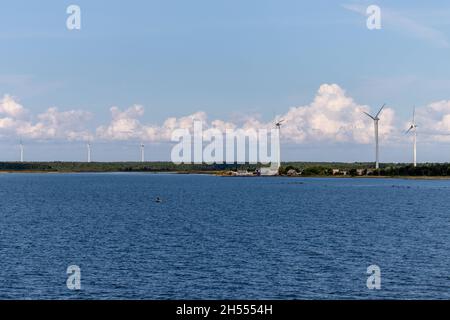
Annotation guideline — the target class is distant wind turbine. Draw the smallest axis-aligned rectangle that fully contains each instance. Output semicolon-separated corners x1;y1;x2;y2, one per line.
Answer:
363;104;385;169
274;119;284;169
19;140;24;162
140;142;145;163
406;107;418;167
86;142;91;163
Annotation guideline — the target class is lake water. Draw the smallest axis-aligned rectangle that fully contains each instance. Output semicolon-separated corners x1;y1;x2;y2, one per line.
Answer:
0;173;449;299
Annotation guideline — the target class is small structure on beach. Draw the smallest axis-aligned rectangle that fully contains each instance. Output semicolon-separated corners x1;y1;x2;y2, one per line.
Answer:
259;167;279;176
232;170;253;176
286;169;299;176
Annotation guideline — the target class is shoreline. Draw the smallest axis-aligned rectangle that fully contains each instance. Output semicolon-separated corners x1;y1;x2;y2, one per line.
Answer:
2;161;450;180
2;170;450;180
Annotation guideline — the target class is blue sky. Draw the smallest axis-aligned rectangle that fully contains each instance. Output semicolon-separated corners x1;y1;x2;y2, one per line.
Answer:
1;0;450;162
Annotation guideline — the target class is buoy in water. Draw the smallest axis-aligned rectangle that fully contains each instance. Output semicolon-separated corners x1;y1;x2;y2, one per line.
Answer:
155;197;162;203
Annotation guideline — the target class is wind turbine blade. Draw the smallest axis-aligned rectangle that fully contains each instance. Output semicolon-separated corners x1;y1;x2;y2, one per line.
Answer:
406;126;413;134
413;106;416;123
375;104;386;118
363;111;375;120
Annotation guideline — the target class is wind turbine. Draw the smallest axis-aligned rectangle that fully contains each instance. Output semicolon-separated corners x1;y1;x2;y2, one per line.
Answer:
19;140;24;162
406;107;417;167
274;119;284;169
86;142;91;163
140;142;145;163
363;104;385;169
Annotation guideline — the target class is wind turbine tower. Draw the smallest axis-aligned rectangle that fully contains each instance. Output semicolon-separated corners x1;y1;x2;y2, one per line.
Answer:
86;142;91;163
140;142;145;163
19;140;24;162
363;104;385;169
274;119;284;169
406;107;417;167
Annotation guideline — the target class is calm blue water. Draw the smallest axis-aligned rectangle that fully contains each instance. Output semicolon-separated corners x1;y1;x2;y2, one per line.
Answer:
0;173;450;299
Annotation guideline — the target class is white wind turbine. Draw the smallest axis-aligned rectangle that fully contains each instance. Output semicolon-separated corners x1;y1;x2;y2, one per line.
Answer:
140;142;145;163
274;119;284;169
19;139;24;162
86;142;91;163
363;104;385;169
406;107;418;167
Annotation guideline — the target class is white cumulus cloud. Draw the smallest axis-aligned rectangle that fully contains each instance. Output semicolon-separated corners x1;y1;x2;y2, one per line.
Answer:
268;84;396;144
0;95;26;118
0;94;93;141
5;84;450;149
413;100;450;142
